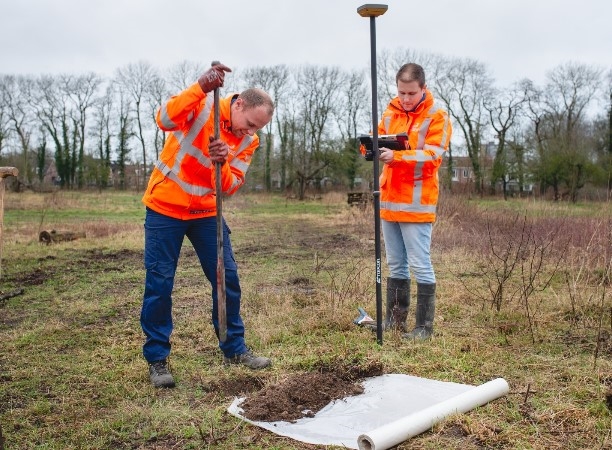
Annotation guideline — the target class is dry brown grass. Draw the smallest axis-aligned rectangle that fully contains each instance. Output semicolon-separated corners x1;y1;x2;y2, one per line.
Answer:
0;190;611;449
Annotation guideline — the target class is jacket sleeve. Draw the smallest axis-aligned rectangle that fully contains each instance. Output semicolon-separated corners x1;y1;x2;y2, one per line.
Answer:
211;137;259;195
156;83;206;132
423;108;452;159
393;108;452;164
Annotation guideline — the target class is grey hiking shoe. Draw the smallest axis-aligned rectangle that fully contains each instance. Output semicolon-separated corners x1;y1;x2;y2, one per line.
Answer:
149;360;175;388
223;349;272;370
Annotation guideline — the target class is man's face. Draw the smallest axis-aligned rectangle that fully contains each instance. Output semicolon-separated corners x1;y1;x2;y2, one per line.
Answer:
397;79;425;112
230;98;272;138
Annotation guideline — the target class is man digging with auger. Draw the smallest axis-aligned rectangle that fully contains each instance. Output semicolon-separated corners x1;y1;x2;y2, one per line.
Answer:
139;62;274;388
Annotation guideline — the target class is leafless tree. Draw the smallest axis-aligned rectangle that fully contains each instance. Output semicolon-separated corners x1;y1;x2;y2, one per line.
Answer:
165;60;205;93
114;82;133;190
91;83;114;190
275;85;300;192
35;75;76;188
241;65;290;191
0;79;11;158
548;63;601;202
332;68;369;189
484;82;529;198
293;65;344;199
145;74;169;161
65;72;101;188
116;61;159;189
0;75;36;185
525;63;602;201
544;62;601;143
432;57;495;195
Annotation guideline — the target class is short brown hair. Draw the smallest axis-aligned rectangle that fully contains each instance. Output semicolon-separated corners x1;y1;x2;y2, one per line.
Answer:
239;88;275;116
396;63;426;88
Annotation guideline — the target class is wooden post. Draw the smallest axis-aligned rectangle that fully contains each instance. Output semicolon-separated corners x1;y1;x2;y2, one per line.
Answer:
0;167;19;280
0;169;29;447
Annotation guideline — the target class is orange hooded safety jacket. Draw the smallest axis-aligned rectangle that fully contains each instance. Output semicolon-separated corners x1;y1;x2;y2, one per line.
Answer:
142;83;259;220
377;89;452;223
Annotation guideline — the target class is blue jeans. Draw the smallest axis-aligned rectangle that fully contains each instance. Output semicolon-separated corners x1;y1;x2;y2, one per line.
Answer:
381;219;436;284
140;208;247;362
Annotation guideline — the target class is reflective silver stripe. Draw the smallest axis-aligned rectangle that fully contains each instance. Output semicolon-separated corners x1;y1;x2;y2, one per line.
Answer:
171;171;213;196
438;110;451;147
230;158;249;173
166;95;215;184
429;103;441;114
159;104;177;129
383;116;391;132
400;146;444;162
416;118;430;150
156;95;254;196
154;96;216;195
228;178;242;191
423;144;446;158
401;104;446;162
225;135;255;191
155;160;172;176
173;95;214;169
380;200;437;214
412;179;423;207
156;159;213;196
237;135;254;152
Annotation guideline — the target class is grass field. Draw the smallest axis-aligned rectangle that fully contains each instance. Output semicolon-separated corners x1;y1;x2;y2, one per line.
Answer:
0;190;611;449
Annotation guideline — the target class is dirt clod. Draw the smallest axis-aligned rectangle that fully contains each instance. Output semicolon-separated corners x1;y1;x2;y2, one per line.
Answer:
239;361;383;422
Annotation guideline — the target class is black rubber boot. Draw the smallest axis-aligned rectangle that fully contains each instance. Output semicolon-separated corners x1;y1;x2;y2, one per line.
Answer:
402;282;435;340
366;278;410;332
385;277;410;332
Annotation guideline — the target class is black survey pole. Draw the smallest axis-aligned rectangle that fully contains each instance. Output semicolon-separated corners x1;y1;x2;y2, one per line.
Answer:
358;4;387;345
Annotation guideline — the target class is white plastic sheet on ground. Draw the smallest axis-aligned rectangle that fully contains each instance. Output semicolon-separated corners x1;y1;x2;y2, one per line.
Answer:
227;374;509;450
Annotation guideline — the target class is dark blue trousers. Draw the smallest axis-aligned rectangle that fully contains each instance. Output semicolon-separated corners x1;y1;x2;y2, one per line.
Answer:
140;208;247;362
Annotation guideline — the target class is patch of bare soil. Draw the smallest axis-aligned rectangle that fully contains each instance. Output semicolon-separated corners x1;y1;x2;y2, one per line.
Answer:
6;248;143;287
239;360;384;422
10;267;49;286
205;374;266;397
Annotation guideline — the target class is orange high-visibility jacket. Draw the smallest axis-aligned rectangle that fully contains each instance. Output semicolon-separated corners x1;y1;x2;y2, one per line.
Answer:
378;90;452;223
142;83;258;220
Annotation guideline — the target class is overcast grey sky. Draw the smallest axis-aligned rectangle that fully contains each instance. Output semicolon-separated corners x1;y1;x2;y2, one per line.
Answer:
1;0;610;86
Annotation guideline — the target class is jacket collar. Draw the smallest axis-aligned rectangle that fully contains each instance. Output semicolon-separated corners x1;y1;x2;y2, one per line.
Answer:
389;89;434;115
219;93;237;134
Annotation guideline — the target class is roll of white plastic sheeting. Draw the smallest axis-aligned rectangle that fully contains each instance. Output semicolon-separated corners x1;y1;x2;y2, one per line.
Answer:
357;377;510;450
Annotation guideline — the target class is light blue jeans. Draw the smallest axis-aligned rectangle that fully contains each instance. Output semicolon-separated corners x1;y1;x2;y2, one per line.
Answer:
381;220;436;284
